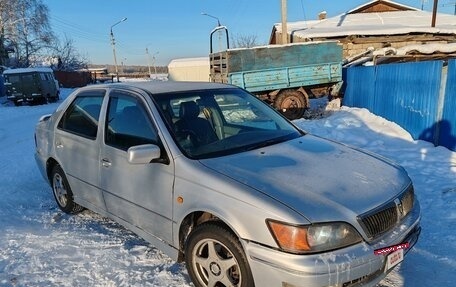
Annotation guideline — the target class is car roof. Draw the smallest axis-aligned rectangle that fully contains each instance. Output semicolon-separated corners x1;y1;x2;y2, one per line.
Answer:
84;81;236;95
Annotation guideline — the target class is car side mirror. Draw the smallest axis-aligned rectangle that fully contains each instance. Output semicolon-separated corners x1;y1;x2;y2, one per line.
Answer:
127;144;161;164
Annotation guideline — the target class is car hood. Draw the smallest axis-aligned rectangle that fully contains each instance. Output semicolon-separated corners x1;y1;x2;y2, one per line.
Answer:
200;135;410;222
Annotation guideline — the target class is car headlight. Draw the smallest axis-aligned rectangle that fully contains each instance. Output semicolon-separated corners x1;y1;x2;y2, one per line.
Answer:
267;220;362;254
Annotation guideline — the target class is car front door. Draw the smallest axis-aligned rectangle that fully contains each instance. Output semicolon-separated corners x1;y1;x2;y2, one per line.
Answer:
100;89;175;244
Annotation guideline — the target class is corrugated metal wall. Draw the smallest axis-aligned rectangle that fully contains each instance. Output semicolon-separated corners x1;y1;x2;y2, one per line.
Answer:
344;60;455;151
343;66;376;110
440;60;456;151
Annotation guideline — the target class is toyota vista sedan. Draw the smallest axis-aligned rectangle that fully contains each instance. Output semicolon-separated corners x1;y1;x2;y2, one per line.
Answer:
35;81;421;287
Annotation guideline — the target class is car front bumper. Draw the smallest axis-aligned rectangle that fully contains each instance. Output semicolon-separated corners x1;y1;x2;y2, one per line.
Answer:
244;202;421;287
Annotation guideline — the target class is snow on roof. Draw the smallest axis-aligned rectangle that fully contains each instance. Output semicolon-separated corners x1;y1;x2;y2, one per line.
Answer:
274;9;456;39
3;67;54;74
87;67;108;72
168;57;209;68
395;42;456;55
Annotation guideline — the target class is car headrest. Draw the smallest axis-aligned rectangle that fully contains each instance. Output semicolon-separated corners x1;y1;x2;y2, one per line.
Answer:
179;101;200;119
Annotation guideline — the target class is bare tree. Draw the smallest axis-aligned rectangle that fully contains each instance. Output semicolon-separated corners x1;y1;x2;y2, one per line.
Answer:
51;35;88;71
230;33;260;48
1;0;55;67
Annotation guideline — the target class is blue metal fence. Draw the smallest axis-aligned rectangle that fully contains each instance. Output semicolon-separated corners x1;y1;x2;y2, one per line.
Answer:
344;66;376;110
440;60;456;151
343;60;456;151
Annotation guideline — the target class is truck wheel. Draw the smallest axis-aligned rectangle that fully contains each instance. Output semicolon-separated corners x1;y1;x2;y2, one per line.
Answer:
50;91;60;103
51;164;84;214
274;90;308;120
185;222;255;287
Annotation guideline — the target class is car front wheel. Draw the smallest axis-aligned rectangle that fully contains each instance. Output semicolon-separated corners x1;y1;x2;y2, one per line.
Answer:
185;222;255;287
51;164;84;214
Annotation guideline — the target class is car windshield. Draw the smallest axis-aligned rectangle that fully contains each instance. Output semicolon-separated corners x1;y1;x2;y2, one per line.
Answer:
152;88;302;159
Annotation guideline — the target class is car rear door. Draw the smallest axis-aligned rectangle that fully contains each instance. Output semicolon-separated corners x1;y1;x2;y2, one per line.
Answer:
99;89;175;244
54;89;106;211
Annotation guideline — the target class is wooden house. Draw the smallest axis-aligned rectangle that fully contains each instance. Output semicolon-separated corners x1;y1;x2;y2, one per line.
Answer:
270;0;456;60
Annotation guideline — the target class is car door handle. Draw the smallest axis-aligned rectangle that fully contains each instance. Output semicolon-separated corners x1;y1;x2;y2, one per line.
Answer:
101;158;112;167
55;141;63;149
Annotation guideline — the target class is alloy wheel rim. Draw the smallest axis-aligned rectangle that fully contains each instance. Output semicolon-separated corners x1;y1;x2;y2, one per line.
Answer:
192;238;241;287
53;173;68;207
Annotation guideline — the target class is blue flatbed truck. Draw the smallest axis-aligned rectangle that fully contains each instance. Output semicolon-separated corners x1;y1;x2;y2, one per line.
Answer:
209;28;343;119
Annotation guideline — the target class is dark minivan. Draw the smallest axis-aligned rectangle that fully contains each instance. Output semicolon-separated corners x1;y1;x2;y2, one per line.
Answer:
3;67;59;106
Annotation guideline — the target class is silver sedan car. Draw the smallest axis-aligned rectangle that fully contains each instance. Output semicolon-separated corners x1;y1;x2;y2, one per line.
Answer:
35;81;421;287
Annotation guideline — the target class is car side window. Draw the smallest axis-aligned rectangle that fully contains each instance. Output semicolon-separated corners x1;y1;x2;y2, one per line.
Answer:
105;91;158;151
57;91;105;139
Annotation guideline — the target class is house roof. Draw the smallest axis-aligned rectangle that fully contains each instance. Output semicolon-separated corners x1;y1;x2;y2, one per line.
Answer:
347;0;418;14
272;0;456;41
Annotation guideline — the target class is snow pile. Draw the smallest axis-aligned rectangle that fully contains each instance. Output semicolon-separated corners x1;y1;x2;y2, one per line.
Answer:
0;89;454;286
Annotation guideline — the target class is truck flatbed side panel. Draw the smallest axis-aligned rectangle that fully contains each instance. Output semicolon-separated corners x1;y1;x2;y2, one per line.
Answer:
226;42;342;73
229;63;342;93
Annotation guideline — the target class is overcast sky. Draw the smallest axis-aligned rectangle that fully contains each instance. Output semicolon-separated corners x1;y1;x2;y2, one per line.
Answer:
46;0;454;66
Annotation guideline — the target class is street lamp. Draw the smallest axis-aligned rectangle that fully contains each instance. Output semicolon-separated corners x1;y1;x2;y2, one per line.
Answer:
201;12;221;26
202;12;226;52
110;17;127;82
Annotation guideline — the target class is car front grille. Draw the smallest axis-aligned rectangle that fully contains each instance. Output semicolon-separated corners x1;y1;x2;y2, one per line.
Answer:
358;185;415;240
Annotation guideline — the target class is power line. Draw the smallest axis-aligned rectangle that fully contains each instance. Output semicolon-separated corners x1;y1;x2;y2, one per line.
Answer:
300;0;308;22
49;15;108;44
116;41;146;56
49;15;147;57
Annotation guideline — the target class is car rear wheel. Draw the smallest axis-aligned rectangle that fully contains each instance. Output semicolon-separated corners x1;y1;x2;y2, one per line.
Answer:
51;164;84;214
185;222;254;287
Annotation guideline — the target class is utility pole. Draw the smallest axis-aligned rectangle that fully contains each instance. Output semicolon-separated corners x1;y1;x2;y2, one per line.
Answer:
421;0;428;10
431;0;438;27
145;47;152;77
281;0;288;44
152;52;159;75
110;17;127;82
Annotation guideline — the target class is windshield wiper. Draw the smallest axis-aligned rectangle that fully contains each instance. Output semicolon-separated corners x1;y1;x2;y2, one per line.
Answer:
243;137;289;152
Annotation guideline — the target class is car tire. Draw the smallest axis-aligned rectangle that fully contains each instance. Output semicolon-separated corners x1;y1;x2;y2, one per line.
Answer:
185;222;255;287
51;164;84;214
49;92;60;103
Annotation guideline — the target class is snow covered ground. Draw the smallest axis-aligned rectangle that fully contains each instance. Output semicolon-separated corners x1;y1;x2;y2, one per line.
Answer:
0;86;455;286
